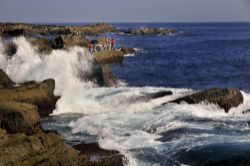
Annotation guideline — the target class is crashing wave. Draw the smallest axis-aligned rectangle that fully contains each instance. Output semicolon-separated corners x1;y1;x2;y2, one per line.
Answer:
1;37;250;165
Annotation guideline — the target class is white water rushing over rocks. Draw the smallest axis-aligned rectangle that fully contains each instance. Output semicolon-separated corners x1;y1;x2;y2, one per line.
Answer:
1;37;250;165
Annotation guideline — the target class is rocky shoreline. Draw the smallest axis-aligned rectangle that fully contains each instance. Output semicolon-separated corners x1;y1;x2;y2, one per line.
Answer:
0;69;126;166
0;22;247;166
117;27;176;36
0;22;115;36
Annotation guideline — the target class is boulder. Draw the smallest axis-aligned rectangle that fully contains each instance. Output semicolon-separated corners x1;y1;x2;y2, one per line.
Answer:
165;88;243;113
0;79;59;117
52;36;64;49
0;101;41;135
0;69;15;88
73;142;126;166
61;34;89;48
94;50;124;65
3;41;17;56
1;28;25;37
0;132;78;166
120;47;136;55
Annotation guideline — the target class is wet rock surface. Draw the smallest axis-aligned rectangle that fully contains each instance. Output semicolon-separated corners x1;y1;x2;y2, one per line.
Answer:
164;88;243;112
0;101;41;135
132;91;173;103
120;47;136;55
3;41;17;56
102;65;118;87
0;69;125;166
0;130;79;166
73;142;126;166
0;79;59;117
0;69;15;88
0;72;79;165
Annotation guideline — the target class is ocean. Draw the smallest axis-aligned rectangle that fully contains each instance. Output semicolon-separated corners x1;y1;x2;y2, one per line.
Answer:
111;23;250;90
1;23;250;166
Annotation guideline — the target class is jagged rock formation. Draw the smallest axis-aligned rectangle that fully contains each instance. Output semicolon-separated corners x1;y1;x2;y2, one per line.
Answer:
165;88;243;113
0;78;59;117
0;129;79;166
102;65;118;87
0;69;125;166
0;101;41;135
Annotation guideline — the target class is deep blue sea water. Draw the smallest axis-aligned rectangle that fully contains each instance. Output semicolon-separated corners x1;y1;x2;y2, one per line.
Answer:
108;23;250;91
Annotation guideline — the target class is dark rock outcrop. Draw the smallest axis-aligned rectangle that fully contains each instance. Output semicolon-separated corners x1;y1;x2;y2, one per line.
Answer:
0;101;41;135
52;36;64;49
0;78;59;117
0;129;79;166
94;50;124;65
120;47;136;55
132;91;173;103
0;69;15;88
0;70;125;165
1;28;25;37
148;91;173;100
0;101;79;166
119;28;176;36
73;142;126;166
165;88;243;113
102;65;118;87
3;41;17;56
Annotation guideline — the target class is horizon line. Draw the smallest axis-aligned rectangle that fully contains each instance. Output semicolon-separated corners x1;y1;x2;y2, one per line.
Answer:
1;21;250;25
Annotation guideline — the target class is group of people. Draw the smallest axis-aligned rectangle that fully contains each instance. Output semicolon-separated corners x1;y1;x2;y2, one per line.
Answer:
88;37;115;53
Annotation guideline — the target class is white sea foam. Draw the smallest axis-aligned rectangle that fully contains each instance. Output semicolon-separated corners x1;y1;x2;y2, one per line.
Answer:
1;37;250;165
124;53;135;57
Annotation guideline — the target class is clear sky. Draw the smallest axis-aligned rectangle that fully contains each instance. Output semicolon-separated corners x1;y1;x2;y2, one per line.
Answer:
0;0;250;23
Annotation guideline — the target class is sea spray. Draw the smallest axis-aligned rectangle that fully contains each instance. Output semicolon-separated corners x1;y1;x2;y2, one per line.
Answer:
2;37;250;165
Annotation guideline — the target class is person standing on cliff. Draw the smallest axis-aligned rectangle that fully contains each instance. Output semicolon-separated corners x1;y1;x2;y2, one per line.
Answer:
111;38;115;50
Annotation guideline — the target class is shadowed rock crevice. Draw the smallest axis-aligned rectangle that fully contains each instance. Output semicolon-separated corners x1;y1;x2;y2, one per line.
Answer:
0;69;15;89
